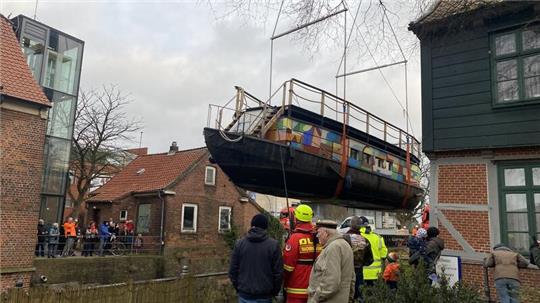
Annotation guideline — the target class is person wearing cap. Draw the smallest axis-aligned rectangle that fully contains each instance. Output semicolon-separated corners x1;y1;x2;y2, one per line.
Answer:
484;243;529;303
359;216;388;286
35;219;48;257
383;252;400;290
307;220;354;303
229;214;283;303
283;204;320;303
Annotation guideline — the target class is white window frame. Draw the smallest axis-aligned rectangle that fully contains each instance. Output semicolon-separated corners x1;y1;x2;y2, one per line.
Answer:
205;166;216;186
119;210;128;221
181;203;198;233
218;206;232;232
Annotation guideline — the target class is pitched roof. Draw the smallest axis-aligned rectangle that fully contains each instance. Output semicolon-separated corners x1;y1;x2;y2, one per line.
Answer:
88;147;208;202
0;15;50;106
409;0;504;33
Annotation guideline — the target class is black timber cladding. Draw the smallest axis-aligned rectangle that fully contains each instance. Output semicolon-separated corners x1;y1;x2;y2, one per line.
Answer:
417;4;540;152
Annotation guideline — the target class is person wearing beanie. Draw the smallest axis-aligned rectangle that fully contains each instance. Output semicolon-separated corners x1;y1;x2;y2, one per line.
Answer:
383;252;400;290
407;227;427;267
229;213;282;303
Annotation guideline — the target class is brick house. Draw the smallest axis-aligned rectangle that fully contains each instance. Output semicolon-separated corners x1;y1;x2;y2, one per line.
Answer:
409;0;540;297
0;15;51;290
86;144;261;274
64;147;147;222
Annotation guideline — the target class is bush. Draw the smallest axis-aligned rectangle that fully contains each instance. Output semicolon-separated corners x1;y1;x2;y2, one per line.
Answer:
363;261;482;303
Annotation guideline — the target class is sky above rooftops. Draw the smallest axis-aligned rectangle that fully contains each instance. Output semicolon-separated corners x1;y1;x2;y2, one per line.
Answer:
1;1;425;154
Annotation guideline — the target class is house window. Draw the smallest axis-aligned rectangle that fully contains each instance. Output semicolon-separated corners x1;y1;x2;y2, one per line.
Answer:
498;163;540;254
119;210;128;221
181;203;198;233
136;204;151;233
362;153;372;166
492;24;540;104
218;206;232;232
205;166;216;186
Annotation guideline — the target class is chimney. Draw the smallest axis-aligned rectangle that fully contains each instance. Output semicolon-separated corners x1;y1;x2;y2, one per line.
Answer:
168;141;179;155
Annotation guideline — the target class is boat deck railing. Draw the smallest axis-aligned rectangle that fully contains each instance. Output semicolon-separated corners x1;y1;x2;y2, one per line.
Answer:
207;79;421;159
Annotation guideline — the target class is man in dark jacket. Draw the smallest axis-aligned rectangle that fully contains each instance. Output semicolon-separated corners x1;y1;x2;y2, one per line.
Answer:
229;214;283;303
344;216;373;301
530;236;540;268
425;227;444;284
35;219;48;257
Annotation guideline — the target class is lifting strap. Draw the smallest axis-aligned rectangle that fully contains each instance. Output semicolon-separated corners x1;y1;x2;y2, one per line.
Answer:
334;102;349;197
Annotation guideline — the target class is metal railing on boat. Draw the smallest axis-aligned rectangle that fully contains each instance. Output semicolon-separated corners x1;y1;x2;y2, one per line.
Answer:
206;79;421;159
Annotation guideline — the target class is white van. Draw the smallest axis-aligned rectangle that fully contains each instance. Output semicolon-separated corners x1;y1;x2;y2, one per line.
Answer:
337;216;375;234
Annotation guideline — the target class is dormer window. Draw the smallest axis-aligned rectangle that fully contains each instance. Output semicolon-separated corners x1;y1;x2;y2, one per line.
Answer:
205;166;216;186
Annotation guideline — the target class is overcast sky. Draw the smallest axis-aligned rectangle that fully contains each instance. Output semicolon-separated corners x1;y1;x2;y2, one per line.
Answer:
2;0;424;154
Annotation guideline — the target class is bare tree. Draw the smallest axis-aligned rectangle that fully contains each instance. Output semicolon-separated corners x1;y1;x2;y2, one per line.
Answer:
68;85;141;218
396;152;430;228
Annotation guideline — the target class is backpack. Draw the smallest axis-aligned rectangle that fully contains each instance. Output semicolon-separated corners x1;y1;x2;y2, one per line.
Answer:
344;233;372;269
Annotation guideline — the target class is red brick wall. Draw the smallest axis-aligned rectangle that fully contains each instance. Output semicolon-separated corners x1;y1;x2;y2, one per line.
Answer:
433;148;540;299
0;107;47;290
438;164;487;204
461;263;540;302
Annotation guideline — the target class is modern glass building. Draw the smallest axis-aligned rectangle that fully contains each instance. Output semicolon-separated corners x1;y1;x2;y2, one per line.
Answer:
11;15;84;224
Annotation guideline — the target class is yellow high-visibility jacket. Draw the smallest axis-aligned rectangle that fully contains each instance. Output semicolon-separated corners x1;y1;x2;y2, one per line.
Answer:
361;227;388;281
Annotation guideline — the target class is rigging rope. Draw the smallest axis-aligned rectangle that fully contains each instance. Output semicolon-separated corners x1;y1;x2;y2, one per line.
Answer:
269;0;285;100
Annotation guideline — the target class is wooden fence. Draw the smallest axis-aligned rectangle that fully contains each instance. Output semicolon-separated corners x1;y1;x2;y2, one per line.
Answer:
1;273;235;303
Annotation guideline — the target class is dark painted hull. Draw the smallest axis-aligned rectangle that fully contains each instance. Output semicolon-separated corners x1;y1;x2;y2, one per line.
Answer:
204;128;422;210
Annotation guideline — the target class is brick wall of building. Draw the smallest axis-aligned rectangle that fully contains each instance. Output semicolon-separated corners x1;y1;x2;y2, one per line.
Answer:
432;148;540;300
0;107;47;290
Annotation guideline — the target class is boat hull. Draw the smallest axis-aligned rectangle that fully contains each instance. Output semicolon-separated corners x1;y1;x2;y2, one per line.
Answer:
204;128;422;210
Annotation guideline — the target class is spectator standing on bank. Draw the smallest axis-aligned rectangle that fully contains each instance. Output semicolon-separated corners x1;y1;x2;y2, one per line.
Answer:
134;233;143;253
35;219;47;257
484;243;529;303
307;220;354;303
98;221;111;256
48;223;60;258
125;220;135;247
344;216;373;301
62;217;76;257
229;214;283;303
82;222;98;256
425;227;444;284
383;252;400;290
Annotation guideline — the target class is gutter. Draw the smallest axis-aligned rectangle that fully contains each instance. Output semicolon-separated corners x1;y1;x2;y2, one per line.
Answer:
158;189;166;256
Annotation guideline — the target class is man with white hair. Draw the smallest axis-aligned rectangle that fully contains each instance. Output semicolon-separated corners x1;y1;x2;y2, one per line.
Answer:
307;220;354;303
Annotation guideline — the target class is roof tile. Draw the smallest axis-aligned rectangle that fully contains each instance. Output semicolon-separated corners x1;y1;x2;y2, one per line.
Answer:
0;15;50;106
88;147;208;202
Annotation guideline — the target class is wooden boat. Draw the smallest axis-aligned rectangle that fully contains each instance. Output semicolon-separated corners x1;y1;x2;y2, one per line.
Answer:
204;79;423;210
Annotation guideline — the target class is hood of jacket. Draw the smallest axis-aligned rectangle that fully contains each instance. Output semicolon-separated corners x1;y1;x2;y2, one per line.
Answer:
246;227;268;242
494;245;513;252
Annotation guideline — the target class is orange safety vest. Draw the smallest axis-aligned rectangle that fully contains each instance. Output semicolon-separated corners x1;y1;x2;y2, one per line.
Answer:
283;222;321;300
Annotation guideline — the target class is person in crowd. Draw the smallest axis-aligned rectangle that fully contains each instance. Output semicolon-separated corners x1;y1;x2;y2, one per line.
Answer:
484;243;529;303
411;225;419;237
424;227;444;284
360;216;387;286
98;220;111;256
57;223;66;254
62;217;76;257
229;214;283;303
35;219;48;257
134;233;143;253
74;218;82;254
307;220;354;303
383;252;400;290
47;223;60;258
530;236;540;268
125;220;135;248
283;204;320;303
82;221;98;256
344;216;373;301
407;227;427;267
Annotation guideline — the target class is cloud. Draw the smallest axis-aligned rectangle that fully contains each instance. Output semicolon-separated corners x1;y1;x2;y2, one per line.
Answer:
1;1;423;153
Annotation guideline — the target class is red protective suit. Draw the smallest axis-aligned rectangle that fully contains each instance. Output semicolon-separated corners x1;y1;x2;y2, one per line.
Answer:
283;222;321;303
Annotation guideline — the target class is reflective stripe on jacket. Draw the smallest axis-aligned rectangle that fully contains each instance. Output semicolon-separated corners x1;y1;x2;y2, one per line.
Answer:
361;227;387;281
283;222;321;299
